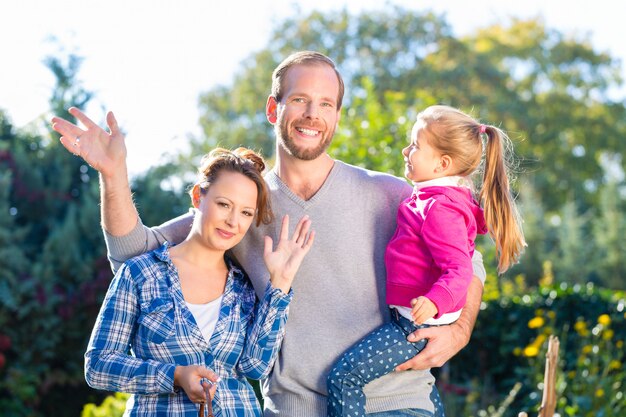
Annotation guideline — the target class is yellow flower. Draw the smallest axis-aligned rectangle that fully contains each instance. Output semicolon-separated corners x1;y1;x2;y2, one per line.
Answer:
535;334;547;347
603;329;614;341
609;360;622;371
596;388;605;398
547;311;556;319
617;340;624;349
523;345;539;357
574;320;589;337
582;345;592;354
528;317;545;329
598;314;611;326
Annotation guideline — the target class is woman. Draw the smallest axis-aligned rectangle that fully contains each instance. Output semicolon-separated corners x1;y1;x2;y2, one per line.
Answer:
82;145;314;416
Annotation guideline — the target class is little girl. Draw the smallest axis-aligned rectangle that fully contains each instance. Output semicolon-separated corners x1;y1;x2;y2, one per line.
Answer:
327;105;526;416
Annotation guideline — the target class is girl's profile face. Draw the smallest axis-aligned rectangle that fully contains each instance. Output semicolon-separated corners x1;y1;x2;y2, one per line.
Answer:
402;121;444;183
192;170;258;252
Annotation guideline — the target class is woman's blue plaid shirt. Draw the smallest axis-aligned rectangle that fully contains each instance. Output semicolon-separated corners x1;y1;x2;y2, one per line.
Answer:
85;243;292;416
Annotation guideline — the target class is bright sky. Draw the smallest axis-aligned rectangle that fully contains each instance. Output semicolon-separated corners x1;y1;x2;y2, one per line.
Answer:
3;0;625;177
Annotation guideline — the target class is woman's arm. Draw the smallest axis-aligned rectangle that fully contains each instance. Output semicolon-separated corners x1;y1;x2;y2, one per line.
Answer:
236;283;293;380
84;265;177;394
237;215;315;379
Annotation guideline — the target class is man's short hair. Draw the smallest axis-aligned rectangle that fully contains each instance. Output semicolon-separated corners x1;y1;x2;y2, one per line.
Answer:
271;51;345;109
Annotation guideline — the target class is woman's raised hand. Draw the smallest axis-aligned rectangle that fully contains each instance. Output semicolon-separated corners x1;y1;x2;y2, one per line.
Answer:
51;107;127;180
263;215;315;293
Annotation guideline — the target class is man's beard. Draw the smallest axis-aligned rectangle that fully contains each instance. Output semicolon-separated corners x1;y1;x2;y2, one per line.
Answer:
276;119;334;161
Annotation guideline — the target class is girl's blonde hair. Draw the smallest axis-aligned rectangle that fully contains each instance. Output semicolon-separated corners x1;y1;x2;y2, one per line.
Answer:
193;147;274;227
417;105;526;273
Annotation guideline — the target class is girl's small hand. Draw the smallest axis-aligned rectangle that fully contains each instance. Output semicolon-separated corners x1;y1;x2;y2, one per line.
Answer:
50;107;127;180
174;365;219;404
263;215;315;293
411;296;438;325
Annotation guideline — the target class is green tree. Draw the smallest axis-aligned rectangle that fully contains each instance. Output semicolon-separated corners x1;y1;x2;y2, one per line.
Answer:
553;201;593;284
44;54;93;119
507;181;554;286
467;19;626;212
0;50;194;416
0;163;31;415
0;54;110;416
193;7;625;209
333;77;418;175
131;161;191;227
192;6;453;160
190;6;626;285
592;180;626;288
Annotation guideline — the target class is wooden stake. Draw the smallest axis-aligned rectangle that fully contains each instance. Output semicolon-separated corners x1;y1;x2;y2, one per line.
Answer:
518;335;560;417
538;335;559;417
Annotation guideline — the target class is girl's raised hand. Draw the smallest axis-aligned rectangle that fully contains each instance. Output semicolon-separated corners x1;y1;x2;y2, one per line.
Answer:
263;215;315;293
411;296;438;325
50;107;127;179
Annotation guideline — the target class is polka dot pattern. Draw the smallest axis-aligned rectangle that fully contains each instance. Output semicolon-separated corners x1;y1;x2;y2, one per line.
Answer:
327;313;444;417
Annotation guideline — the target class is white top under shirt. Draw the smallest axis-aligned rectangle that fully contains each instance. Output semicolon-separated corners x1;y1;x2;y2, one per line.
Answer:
392;305;462;325
186;295;223;343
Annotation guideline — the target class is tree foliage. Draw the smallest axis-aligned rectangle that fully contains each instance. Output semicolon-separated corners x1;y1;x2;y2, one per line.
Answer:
191;6;626;286
0;54;113;416
0;51;191;416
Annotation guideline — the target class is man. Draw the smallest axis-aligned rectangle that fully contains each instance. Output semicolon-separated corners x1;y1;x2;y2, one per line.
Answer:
52;51;485;416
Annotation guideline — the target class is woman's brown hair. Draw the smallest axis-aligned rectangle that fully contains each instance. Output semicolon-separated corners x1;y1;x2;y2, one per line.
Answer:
193;147;274;227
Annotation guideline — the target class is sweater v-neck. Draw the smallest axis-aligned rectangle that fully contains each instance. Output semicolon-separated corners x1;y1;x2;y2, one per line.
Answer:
267;160;341;209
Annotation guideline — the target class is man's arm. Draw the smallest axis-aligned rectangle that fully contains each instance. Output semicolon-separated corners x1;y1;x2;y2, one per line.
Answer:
51;107;192;272
99;158;193;272
100;163;139;236
395;249;486;371
52;107;140;236
395;276;482;371
104;211;194;272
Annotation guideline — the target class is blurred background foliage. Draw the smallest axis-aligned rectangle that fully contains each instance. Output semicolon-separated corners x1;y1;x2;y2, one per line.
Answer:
1;5;625;416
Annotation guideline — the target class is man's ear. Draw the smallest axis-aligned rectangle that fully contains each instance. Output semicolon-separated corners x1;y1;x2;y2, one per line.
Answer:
191;184;202;208
266;96;278;124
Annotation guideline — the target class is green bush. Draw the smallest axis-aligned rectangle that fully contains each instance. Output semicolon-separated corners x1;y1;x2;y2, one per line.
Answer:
81;392;128;417
442;279;626;416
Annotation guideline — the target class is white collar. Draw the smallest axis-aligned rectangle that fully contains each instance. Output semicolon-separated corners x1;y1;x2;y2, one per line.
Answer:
414;176;472;190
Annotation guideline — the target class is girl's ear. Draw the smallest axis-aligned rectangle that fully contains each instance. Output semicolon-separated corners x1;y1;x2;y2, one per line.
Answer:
439;154;453;173
191;184;202;208
266;96;278;124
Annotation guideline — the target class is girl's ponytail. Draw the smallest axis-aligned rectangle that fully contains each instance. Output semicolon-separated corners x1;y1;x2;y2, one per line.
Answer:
479;125;526;273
